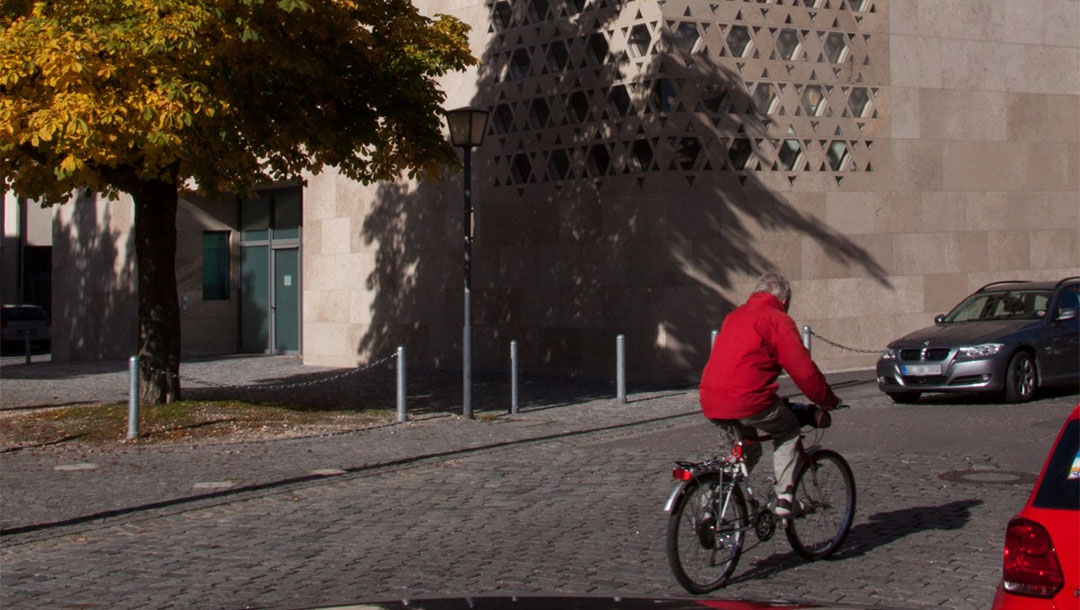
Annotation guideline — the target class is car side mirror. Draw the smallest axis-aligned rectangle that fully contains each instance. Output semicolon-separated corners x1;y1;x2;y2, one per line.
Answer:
1055;307;1078;322
934;314;947;325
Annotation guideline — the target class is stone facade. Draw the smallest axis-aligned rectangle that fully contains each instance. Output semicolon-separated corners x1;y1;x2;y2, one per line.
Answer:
51;0;1080;387
50;192;237;361
301;0;1078;382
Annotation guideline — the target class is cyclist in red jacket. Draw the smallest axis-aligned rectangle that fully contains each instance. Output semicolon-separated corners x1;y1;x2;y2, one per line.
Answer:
699;272;841;517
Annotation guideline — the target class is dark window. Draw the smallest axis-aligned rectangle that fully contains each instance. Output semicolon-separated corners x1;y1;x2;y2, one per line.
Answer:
548;149;570;180
651;79;676;113
1056;288;1079;311
529;98;550;129
608;85;630;117
510;49;531;80
511;154;532;184
628;25;651;58
675;137;701;170
729;138;753;169
493;1;512;30
546;41;568;72
240;196;270;242
492;104;514;134
586;145;610;176
629;139;653;172
587;33;608;64
1033;419;1079;510
568;91;590;122
202;231;230;301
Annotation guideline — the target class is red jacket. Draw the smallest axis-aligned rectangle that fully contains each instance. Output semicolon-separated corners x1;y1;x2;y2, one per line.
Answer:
699;292;839;420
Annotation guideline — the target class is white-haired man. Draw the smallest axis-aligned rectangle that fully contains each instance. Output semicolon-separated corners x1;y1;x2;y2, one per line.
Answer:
699;272;841;516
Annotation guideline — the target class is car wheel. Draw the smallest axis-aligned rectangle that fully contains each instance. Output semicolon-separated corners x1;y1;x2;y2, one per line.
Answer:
886;391;921;404
1004;351;1037;403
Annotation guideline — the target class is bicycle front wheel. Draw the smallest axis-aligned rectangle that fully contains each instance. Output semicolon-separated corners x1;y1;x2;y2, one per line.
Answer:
666;472;747;593
785;449;856;560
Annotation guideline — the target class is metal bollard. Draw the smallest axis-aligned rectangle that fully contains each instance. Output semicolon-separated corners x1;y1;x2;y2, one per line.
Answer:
616;334;627;404
510;340;519;414
127;356;139;440
396;346;406;423
802;325;811;354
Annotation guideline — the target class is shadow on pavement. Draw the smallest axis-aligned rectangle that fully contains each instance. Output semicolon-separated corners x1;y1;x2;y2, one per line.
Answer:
836;498;982;558
730;498;982;584
183;369;629;416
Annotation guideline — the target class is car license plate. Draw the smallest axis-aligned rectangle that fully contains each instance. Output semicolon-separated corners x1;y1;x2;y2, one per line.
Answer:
902;364;941;376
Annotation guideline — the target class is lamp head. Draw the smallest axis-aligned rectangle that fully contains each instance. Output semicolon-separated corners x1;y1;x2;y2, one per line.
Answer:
444;107;490;148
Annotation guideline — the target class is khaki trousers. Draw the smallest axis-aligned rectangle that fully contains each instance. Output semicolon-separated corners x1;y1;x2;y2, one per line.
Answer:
712;398;802;495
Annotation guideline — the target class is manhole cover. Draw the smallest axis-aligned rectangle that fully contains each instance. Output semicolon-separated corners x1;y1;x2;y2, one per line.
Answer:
938;469;1037;485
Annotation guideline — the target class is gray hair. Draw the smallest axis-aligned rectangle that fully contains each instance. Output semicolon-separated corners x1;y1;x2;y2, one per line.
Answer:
754;272;791;304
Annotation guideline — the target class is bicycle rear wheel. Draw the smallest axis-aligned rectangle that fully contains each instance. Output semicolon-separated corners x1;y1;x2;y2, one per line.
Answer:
666;472;747;593
785;449;855;560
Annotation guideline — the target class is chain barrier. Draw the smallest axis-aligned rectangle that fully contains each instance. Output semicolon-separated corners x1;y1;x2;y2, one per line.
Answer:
807;328;882;355
138;352;399;391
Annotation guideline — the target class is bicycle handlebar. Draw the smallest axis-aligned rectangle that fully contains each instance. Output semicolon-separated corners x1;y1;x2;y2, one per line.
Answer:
785;400;842;429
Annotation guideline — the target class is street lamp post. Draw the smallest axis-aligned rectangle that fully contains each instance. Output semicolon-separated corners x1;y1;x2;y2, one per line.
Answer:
444;107;489;419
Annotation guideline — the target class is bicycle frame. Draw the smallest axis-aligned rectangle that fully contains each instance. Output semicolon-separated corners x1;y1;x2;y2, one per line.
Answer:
665;402;855;593
665;402;839;518
663;451;756;516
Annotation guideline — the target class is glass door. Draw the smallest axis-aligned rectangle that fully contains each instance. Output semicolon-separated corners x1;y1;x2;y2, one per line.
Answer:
273;248;299;352
239;246;269;353
238;189;302;354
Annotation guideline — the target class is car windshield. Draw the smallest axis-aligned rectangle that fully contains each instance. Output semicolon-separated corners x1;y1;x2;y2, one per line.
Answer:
943;289;1051;322
1033;419;1079;510
1;307;47;322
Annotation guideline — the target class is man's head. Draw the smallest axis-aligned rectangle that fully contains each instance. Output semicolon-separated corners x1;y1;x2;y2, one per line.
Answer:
754;272;791;311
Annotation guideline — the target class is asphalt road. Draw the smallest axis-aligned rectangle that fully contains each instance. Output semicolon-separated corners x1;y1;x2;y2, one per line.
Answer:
1;358;1077;610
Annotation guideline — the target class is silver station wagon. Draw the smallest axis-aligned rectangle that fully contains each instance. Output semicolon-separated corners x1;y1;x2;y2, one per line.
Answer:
877;277;1079;403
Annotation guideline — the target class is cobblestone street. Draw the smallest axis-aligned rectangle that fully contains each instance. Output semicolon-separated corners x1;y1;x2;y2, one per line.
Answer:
1;356;1077;609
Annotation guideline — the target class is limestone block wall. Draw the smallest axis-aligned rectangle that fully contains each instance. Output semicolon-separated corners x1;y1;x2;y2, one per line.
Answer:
302;0;1079;383
175;195;239;356
51;192;138;362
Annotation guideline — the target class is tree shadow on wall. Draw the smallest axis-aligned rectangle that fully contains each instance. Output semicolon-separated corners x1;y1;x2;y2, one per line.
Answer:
358;2;890;403
51;191;138;362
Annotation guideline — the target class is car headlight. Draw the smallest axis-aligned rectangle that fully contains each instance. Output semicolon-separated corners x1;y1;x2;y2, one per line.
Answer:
956;343;1004;360
880;348;898;360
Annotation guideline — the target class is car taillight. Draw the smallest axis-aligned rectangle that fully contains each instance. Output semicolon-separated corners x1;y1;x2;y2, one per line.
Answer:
672;468;693;481
1001;517;1064;598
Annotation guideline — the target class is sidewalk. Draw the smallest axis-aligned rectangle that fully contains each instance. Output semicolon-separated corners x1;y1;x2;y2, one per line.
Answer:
0;353;627;414
0;352;879;412
0;353;879;537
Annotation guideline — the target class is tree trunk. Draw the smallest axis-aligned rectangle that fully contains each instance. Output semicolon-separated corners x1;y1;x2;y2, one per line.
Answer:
132;179;182;405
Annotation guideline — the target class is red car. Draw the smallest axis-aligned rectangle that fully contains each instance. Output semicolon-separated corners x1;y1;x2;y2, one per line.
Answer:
991;404;1079;609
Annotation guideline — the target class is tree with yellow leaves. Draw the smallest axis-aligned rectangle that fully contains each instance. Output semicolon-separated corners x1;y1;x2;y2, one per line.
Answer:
1;0;474;403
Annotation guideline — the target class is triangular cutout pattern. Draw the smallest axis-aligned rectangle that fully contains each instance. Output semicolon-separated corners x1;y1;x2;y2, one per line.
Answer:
481;0;882;190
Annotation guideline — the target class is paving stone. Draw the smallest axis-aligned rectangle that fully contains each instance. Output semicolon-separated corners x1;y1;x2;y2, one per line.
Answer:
2;357;1077;608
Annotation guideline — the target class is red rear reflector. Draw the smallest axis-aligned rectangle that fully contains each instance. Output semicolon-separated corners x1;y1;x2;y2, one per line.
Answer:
672;468;693;481
1001;518;1064;598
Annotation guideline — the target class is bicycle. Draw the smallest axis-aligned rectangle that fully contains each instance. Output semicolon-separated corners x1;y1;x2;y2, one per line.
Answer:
663;401;856;594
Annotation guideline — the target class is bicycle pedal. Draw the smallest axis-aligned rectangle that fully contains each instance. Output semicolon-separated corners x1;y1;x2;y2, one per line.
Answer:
753;510;776;541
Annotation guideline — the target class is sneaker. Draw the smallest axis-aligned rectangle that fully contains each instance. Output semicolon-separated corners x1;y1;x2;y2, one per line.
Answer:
774;495;801;518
